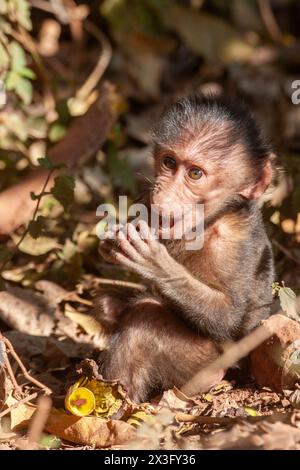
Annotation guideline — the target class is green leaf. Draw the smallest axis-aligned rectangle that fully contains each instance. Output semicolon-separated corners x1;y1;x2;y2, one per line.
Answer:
5;113;28;141
39;434;61;450
59;239;78;262
48;122;66;143
15;76;32;105
5;70;19;90
6;41;34;104
51;174;75;211
244;406;259;417
9;41;26;71
0;0;8;14
37;157;64;171
272;282;280;292
0;18;11;39
106;143;137;195
9;0;32;30
27;116;48;139
28;216;47;239
54;239;83;283
19;66;36;80
37;157;55;170
279;287;299;320
0;43;9;70
6;69;33;105
15;233;59;256
30;191;39;201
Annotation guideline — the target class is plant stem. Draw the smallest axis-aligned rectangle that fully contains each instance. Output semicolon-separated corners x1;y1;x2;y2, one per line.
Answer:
0;168;55;276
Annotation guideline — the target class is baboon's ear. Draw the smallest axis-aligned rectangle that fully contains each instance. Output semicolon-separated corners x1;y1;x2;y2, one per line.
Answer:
239;156;274;200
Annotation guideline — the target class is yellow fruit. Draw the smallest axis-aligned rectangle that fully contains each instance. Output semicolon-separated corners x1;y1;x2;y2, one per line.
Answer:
65;386;96;417
65;377;125;418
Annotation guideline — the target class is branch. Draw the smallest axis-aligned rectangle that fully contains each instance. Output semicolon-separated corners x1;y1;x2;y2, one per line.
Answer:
4;337;52;395
257;0;283;43
0;168;56;275
181;312;291;397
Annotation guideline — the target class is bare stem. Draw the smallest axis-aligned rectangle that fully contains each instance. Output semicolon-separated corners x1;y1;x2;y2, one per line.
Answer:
257;0;283;43
0;168;56;275
3;337;52;395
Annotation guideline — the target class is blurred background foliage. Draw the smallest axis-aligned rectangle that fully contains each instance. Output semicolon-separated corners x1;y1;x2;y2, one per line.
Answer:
0;0;300;291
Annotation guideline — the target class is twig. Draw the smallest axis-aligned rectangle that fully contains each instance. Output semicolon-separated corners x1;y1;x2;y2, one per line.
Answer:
94;278;147;292
29;0;58;16
27;396;52;447
175;412;264;425
176;412;233;425
257;0;283;43
0;334;22;396
63;0;87;44
76;20;112;100
190;0;204;9
62;292;93;306
181;314;289;397
29;0;69;23
30;0;111;100
10;27;56;117
0;168;56;275
29;170;57;229
0;392;39;419
3;337;52;395
272;239;300;267
0;432;17;440
4;357;23;397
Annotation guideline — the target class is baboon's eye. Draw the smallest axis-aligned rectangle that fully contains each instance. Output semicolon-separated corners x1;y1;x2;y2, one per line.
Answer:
163;156;176;170
188;168;203;180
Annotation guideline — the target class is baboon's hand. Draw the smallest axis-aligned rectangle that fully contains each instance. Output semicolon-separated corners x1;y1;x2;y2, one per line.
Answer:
98;224;123;264
112;221;179;281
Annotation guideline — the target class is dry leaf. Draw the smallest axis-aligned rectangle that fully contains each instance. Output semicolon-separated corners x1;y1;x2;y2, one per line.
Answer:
13;233;60;256
45;408;135;448
0;286;55;336
127;411;156;427
159;388;194;411
154;3;253;63
64;305;103;336
5;395;36;431
5;331;47;357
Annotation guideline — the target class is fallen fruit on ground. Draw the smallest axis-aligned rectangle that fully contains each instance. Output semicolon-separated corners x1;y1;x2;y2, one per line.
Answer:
65;383;96;417
65;376;128;419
